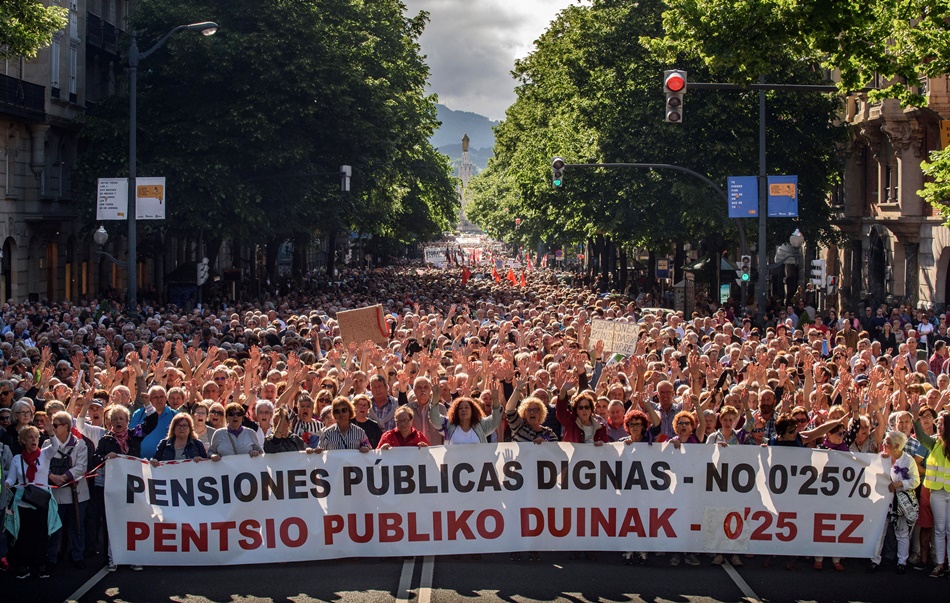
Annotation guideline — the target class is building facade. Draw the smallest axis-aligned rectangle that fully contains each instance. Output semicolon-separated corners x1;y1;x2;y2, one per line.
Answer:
830;75;950;313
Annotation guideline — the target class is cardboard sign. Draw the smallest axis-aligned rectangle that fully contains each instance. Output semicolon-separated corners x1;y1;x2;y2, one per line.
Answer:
336;304;389;346
589;319;640;356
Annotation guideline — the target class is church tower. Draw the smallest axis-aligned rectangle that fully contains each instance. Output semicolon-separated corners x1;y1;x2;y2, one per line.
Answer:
457;134;479;232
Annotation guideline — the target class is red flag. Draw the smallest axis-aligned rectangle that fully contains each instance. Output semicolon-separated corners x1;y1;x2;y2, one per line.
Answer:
492;266;501;283
526;255;532;270
506;268;517;285
520;270;527;287
462;267;471;285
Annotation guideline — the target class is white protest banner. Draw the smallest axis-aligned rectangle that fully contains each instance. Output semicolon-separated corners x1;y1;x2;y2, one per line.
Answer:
106;443;889;566
424;247;446;267
589;319;640;356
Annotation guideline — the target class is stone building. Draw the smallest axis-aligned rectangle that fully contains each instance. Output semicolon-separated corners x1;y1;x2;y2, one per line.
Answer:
456;134;479;233
830;75;950;312
1;1;130;303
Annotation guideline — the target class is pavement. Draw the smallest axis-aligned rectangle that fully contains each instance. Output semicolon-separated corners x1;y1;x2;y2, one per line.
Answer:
2;551;943;603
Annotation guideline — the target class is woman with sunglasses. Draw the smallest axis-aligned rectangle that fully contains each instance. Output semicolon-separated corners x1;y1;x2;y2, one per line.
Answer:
207;401;227;430
151;414;209;464
209;403;263;460
869;430;920;573
4;426;59;579
313;397;371;452
812;419;851;571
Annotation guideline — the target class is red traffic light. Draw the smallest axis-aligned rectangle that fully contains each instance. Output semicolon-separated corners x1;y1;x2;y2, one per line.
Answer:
665;72;685;92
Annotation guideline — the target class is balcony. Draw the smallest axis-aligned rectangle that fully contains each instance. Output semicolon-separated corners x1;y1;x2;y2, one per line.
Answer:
87;13;121;57
0;73;46;121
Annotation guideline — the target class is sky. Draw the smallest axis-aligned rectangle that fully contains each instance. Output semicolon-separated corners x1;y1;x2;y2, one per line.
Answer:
401;0;583;121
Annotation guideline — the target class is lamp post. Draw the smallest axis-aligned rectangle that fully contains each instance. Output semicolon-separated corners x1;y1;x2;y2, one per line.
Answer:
127;21;217;314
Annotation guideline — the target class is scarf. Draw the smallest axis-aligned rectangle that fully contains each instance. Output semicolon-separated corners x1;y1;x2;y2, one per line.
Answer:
22;447;41;482
227;426;244;436
112;428;130;454
576;418;597;443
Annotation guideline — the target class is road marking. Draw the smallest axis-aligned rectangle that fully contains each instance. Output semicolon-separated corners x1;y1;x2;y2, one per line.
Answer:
721;560;763;603
418;555;434;603
64;566;110;603
396;557;416;603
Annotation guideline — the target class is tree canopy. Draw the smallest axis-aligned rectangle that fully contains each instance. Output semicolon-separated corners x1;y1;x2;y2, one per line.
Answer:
467;0;846;256
0;0;67;58
75;0;458;268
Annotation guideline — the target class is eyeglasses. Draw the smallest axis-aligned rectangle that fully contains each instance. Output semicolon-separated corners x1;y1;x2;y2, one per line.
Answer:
15;410;31;416
626;422;644;429
0;390;12;395
675;421;693;427
332;408;349;415
210;410;224;416
193;413;208;418
752;428;765;434
575;405;592;411
395;417;412;424
226;412;244;417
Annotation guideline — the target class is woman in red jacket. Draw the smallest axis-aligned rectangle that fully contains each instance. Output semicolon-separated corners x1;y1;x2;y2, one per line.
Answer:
555;384;609;445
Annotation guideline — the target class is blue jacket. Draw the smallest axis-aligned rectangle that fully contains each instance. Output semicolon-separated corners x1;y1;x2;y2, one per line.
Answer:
152;437;208;461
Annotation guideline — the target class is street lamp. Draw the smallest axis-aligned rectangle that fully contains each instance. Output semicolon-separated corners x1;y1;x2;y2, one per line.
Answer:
127;21;217;314
94;225;126;268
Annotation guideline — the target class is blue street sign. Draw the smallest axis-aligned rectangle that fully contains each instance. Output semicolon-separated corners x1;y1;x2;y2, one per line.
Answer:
767;175;799;217
727;176;758;218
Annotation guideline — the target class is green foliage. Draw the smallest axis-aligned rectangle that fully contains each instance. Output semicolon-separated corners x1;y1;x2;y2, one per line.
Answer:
468;0;845;253
642;0;950;105
74;0;457;252
0;0;67;58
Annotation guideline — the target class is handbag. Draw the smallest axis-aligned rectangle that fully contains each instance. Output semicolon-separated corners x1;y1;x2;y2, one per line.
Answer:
19;458;51;510
895;489;919;523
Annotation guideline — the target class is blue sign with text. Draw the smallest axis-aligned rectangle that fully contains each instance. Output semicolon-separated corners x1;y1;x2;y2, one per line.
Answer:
767;175;799;217
728;176;758;218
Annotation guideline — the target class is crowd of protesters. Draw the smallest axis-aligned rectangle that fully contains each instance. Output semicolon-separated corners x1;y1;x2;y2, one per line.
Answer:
0;262;948;581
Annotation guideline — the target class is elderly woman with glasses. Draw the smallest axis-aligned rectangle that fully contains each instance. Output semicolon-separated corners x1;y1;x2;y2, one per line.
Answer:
505;379;558;445
312;397;371;452
4;426;60;579
44;410;90;570
209;403;263;460
190;401;216;447
869;430;921;573
151;414;209;464
2;400;38;455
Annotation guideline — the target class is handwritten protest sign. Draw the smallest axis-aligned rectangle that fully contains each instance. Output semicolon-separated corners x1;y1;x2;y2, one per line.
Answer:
589;319;640;356
336;304;389;346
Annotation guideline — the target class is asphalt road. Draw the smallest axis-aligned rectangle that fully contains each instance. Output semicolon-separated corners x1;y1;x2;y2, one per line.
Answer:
4;551;943;603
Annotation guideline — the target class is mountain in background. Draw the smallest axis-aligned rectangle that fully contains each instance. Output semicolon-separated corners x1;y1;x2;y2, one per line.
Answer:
432;104;498;173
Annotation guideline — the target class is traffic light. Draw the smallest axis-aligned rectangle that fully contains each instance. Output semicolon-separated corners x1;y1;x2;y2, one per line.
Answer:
810;259;826;288
664;69;686;123
197;257;210;286
739;255;751;282
552;157;565;187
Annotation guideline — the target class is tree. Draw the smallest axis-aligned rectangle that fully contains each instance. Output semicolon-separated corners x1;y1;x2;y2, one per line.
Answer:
468;0;845;273
642;0;950;212
0;0;67;59
75;0;457;277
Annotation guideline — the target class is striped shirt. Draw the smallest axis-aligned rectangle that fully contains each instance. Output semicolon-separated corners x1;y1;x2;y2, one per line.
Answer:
506;409;558;443
318;424;370;451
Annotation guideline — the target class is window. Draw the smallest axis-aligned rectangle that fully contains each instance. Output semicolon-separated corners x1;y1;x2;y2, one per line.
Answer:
50;37;61;91
69;45;78;98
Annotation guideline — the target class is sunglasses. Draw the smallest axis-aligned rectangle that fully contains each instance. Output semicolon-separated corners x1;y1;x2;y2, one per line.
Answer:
752;428;765;434
796;418;809;424
321;384;334;389
226;412;244;417
332;408;349;415
210;410;224;416
575;405;592;411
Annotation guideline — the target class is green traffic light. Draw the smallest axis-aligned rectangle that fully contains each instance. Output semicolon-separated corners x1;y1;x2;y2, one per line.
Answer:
741;272;750;282
553;178;562;187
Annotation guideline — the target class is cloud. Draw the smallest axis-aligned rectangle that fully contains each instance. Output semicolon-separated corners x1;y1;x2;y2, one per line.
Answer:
402;0;581;121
